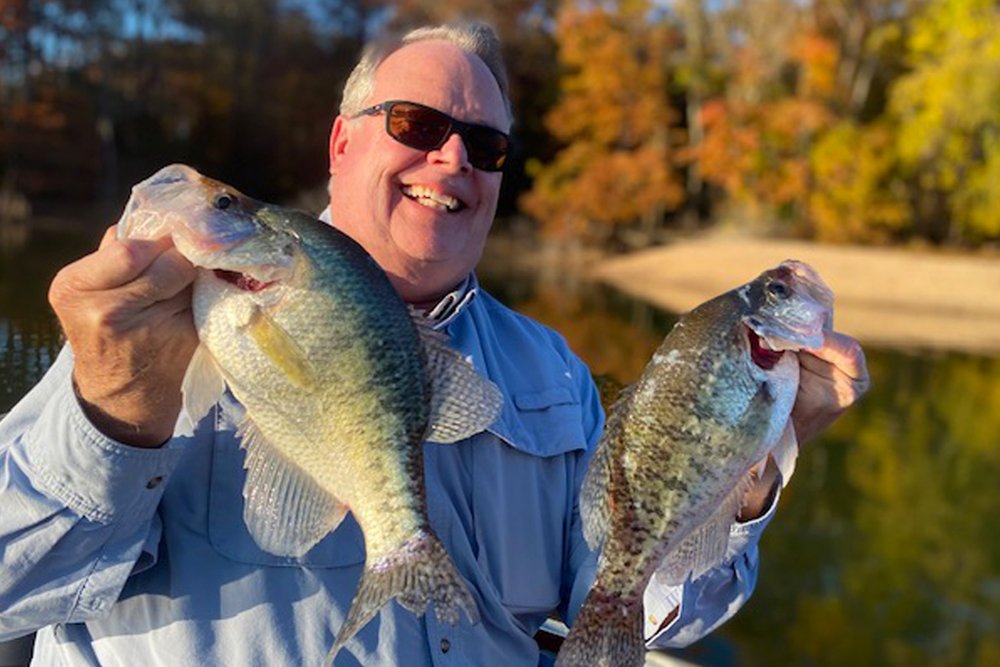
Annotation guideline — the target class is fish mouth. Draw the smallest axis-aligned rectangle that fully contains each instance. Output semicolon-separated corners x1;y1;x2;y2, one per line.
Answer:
213;269;276;292
746;327;785;370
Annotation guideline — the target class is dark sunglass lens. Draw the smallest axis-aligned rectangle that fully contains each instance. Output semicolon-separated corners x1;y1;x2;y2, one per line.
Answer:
388;104;450;150
465;126;509;171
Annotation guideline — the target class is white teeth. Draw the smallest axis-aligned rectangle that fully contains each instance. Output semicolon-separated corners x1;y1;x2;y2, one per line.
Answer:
401;185;462;212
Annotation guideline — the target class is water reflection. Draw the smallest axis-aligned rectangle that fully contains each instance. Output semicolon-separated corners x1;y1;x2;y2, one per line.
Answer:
479;269;1000;667
2;231;998;667
0;227;99;411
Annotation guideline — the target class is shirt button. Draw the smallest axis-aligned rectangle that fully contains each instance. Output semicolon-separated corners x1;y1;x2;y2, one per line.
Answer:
439;638;450;654
146;476;164;489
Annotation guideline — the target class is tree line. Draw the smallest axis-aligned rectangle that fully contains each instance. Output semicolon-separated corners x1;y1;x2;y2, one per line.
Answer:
2;0;998;247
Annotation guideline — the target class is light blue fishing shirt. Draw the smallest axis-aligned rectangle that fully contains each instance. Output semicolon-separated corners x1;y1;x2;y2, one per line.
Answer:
0;276;778;667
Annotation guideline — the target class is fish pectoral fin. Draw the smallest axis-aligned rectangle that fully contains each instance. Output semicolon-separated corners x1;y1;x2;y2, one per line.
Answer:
412;315;503;443
236;414;349;557
656;477;750;585
771;421;799;487
245;306;318;390
178;343;227;436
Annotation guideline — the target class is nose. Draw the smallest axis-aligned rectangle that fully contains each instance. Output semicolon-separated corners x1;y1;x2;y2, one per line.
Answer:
428;132;472;174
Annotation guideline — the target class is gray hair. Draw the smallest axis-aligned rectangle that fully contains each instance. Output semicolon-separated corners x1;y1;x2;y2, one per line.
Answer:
339;22;513;124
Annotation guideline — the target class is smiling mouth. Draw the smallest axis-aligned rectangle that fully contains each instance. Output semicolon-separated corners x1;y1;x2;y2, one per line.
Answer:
401;184;466;212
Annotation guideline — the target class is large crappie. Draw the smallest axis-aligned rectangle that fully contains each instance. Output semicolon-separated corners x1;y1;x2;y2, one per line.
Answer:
116;164;501;665
556;261;833;667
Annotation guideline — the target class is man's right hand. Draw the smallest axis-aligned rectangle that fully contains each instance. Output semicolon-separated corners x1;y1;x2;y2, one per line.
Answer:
48;226;199;448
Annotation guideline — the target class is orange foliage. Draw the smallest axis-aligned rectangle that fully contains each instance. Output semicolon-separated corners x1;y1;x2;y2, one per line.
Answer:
693;95;831;212
521;1;684;241
689;26;835;222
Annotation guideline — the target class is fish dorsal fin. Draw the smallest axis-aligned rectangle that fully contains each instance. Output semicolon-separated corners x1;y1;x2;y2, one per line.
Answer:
580;384;635;550
246;306;318;390
580;384;633;551
236;414;349;557
580;437;612;551
411;313;503;443
655;474;751;585
771;421;799;487
178;343;227;436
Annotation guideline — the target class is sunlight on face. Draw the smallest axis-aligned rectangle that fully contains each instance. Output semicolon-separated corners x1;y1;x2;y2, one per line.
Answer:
328;40;510;304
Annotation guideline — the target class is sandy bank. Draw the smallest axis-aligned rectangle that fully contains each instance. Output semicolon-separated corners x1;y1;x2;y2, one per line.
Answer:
591;236;1000;356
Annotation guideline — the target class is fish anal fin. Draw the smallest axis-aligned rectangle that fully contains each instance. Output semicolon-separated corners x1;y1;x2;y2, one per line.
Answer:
178;343;226;436
412;315;502;443
236;415;348;557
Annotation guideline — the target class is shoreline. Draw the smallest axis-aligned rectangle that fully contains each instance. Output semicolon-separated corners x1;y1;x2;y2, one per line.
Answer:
587;234;1000;356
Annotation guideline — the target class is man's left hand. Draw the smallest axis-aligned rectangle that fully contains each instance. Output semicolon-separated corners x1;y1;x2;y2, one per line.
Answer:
791;331;870;444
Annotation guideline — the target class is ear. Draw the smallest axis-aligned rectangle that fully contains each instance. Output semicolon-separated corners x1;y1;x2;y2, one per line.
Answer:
328;115;350;176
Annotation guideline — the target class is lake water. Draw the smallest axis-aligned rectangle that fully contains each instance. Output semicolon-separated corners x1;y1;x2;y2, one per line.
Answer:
1;227;998;667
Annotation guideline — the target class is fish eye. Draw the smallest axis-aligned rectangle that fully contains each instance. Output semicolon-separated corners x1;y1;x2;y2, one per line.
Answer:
214;193;236;210
767;281;790;299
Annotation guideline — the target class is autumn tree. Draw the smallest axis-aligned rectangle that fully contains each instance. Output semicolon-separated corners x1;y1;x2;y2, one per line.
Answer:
890;0;1000;243
687;1;836;230
521;0;684;245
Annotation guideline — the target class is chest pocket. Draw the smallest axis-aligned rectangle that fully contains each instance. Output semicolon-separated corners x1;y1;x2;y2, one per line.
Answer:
207;401;365;568
472;385;588;615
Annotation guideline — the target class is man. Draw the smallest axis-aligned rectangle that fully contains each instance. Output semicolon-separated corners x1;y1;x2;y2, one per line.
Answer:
0;22;868;667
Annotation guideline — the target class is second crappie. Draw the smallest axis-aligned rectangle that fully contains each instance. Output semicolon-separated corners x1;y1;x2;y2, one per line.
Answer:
556;261;834;667
116;164;502;665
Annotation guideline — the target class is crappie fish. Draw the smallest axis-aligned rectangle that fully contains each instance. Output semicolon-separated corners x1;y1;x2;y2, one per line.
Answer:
116;164;502;665
556;261;833;667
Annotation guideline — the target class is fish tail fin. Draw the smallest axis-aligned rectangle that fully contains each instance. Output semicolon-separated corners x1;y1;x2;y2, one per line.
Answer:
556;586;645;667
325;529;478;664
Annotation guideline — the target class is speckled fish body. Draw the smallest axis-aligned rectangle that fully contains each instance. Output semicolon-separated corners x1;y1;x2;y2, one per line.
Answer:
116;164;502;665
556;261;833;667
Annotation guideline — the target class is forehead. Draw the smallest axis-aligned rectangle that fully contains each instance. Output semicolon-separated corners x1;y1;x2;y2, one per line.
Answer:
370;40;509;131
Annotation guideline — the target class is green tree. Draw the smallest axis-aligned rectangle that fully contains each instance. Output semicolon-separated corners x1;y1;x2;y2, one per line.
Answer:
808;120;911;242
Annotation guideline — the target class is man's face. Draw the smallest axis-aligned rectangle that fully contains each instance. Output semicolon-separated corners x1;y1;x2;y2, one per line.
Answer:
328;40;509;303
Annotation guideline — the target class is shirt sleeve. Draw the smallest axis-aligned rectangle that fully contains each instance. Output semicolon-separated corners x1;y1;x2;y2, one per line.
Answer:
642;486;780;647
0;347;188;640
560;354;784;648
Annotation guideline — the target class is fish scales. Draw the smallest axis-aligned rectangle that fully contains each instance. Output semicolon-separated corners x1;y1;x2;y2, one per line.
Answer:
558;261;832;667
116;164;503;666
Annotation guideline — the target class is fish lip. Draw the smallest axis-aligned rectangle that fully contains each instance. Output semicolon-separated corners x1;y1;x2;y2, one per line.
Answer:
399;182;468;212
742;315;825;352
744;326;786;370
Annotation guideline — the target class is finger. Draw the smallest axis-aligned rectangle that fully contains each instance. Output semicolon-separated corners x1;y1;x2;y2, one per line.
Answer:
140;285;198;336
98;224;118;249
803;331;869;384
122;247;197;307
798;346;870;409
67;236;176;292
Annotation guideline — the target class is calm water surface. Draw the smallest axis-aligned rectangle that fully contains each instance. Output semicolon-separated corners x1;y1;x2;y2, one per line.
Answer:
1;228;998;667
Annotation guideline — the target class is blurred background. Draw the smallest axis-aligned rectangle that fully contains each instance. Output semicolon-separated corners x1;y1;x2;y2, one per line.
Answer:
1;1;998;666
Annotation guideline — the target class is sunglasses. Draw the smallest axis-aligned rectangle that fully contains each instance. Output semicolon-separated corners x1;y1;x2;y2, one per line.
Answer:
352;100;510;172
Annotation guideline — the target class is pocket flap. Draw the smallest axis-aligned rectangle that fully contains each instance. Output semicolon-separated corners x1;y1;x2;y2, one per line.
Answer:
489;385;587;458
513;386;575;410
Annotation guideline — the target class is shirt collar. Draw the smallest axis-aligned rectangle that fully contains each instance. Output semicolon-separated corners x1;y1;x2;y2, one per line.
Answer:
424;274;478;331
317;206;478;331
